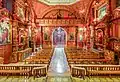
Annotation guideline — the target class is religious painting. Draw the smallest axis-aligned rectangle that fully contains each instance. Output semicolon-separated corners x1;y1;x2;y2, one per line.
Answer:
68;27;75;41
96;29;103;44
34;28;41;45
98;4;107;20
10;52;18;63
69;33;74;40
43;9;76;19
18;27;28;50
43;27;50;41
17;6;25;21
0;18;11;44
44;33;49;40
79;35;83;41
78;28;84;42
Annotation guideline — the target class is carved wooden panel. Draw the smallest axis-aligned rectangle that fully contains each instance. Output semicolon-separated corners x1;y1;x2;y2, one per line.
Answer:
36;19;81;26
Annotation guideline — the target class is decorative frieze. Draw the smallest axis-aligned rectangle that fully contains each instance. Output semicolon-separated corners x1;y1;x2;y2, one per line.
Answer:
36;19;81;26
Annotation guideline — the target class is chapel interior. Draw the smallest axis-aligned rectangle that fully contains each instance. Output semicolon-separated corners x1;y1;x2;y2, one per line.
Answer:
0;0;120;82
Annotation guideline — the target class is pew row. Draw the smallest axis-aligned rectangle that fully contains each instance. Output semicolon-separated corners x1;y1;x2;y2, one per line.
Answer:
70;64;120;78
68;59;111;64
24;48;53;64
0;64;48;78
71;67;85;79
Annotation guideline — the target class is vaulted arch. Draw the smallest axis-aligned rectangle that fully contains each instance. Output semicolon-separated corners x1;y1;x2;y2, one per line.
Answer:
85;0;95;23
39;5;80;19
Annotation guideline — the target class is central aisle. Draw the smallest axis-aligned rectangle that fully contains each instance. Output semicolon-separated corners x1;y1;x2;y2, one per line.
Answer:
49;47;69;73
47;46;72;82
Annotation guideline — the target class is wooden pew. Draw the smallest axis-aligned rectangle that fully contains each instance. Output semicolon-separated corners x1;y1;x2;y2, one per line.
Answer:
25;58;50;64
68;59;108;64
87;70;120;77
32;66;47;79
71;67;85;79
0;64;48;78
24;48;53;64
0;70;31;78
71;64;120;77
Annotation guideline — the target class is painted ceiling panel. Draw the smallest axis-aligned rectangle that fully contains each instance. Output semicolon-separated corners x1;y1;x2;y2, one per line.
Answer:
38;0;79;5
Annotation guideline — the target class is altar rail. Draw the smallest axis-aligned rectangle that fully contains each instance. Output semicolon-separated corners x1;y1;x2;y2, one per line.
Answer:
0;64;48;77
70;64;120;76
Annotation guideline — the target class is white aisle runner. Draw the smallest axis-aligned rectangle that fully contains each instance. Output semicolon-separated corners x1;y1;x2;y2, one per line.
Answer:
47;46;71;82
49;47;69;74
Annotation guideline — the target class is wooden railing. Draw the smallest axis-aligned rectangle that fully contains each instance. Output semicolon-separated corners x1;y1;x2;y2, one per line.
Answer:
70;64;120;77
0;64;48;78
33;66;47;79
71;66;85;79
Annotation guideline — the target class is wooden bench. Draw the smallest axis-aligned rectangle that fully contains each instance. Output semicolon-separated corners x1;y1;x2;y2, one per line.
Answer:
32;67;47;79
71;64;120;78
71;67;85;79
25;58;50;64
68;59;107;64
88;70;120;77
0;70;31;78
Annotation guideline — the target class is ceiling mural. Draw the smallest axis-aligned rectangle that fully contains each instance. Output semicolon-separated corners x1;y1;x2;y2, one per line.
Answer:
38;0;79;5
33;0;92;23
43;9;76;19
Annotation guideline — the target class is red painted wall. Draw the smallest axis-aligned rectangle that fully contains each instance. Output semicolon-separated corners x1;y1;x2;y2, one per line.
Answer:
0;44;12;64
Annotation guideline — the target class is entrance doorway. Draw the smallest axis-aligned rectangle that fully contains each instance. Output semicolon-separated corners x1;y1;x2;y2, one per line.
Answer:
52;27;66;47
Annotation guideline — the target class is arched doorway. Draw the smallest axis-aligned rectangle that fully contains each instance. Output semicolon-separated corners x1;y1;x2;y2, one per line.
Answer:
52;27;66;47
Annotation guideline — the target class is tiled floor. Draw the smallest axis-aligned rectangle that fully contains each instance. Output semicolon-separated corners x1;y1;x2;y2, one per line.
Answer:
0;76;120;82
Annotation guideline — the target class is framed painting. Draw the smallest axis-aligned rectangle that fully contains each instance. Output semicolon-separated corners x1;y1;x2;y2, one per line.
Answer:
98;4;107;20
0;17;12;44
17;6;25;22
69;33;74;41
43;27;50;41
44;32;49;40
